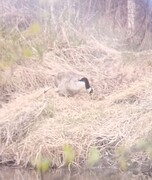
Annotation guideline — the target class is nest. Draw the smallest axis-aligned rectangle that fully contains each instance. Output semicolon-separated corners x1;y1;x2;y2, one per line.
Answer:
0;41;152;168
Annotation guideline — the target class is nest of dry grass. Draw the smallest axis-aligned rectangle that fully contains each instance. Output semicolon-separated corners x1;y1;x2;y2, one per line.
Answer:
0;41;152;168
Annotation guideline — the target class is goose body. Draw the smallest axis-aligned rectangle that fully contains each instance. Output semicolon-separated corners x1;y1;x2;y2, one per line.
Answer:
55;71;93;97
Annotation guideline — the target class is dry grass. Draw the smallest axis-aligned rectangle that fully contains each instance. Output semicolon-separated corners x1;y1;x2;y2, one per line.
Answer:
0;40;152;169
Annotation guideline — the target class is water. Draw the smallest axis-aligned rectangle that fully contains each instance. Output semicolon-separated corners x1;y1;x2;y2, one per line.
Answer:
0;166;150;180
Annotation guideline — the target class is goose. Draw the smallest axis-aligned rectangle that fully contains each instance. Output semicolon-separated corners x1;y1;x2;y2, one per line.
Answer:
54;71;93;97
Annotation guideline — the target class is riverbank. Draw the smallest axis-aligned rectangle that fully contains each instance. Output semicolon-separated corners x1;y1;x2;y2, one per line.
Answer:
0;46;152;175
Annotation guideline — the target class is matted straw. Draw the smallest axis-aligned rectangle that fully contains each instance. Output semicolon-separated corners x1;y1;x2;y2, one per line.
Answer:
0;41;152;167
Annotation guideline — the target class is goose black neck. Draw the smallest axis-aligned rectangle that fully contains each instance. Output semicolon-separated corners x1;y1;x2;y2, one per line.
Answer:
79;77;91;89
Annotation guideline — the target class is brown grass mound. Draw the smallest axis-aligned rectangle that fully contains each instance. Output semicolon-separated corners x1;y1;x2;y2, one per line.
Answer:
0;42;152;168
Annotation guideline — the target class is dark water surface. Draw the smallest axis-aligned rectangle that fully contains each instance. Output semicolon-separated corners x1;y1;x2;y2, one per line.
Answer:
0;166;150;180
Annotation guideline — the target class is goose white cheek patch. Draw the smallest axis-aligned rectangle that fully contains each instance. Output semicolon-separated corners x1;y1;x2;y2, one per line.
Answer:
87;87;93;94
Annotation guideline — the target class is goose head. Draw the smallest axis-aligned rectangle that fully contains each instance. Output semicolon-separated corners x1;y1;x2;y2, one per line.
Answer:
78;77;93;95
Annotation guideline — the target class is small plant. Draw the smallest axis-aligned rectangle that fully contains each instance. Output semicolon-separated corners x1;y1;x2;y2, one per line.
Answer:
87;146;100;166
137;139;152;159
23;47;33;58
36;158;50;173
35;158;51;180
116;145;128;171
23;22;41;37
63;144;75;166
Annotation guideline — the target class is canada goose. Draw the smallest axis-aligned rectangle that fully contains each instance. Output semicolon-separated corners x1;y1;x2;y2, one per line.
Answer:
55;71;93;97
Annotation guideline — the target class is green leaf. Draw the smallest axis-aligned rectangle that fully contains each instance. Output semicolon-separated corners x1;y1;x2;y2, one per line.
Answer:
87;147;100;166
36;159;42;173
63;144;75;165
41;159;50;173
28;22;41;35
35;158;51;173
23;47;33;58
